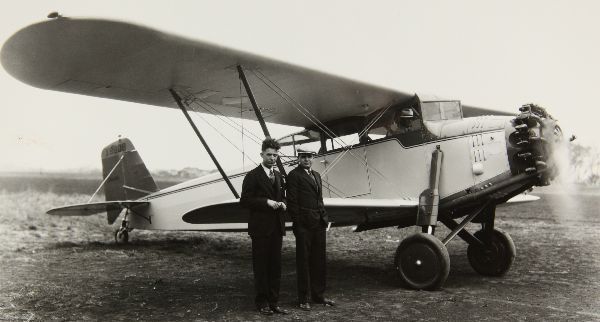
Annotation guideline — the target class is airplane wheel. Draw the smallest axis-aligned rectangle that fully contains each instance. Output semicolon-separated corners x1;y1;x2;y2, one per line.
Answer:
114;229;129;244
467;228;515;276
394;233;450;290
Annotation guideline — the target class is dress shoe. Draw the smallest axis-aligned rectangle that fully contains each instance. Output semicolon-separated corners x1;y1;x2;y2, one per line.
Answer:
270;306;289;315
298;302;311;311
314;298;335;306
257;307;273;315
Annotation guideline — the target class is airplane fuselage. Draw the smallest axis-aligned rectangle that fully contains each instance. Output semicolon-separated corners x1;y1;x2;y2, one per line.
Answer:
128;115;536;232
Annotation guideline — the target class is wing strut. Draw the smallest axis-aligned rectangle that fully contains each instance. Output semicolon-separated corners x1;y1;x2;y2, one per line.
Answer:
237;64;287;176
169;88;240;199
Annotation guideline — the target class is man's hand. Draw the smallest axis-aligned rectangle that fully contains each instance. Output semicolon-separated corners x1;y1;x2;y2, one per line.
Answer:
267;200;287;210
267;199;279;210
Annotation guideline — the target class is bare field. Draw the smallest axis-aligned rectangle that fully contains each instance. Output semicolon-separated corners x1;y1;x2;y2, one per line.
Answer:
0;179;599;321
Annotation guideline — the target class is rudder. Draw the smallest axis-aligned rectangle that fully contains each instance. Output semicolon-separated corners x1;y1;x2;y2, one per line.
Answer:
101;137;158;223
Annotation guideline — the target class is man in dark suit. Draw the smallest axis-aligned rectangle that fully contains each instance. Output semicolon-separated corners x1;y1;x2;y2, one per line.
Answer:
287;148;335;311
240;138;289;315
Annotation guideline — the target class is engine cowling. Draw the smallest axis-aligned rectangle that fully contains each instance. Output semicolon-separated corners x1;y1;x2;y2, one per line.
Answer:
506;103;563;186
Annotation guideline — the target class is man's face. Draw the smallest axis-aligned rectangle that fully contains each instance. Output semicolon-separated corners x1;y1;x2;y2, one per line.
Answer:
399;118;412;128
298;154;313;169
260;148;279;168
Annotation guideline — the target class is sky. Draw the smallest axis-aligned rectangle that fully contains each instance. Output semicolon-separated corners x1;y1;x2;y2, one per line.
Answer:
1;0;599;172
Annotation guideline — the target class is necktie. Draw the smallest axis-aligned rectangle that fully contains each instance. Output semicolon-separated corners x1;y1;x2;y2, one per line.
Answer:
269;169;275;184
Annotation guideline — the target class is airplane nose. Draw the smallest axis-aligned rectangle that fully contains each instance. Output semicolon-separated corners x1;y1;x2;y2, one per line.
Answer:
506;103;563;186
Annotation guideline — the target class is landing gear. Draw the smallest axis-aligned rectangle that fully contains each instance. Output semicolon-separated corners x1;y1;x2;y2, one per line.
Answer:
395;146;450;290
395;200;518;290
114;209;132;244
114;227;129;244
467;228;516;276
395;233;450;290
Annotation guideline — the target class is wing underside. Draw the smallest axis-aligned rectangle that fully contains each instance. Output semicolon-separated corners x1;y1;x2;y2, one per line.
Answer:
1;18;410;128
1;18;509;127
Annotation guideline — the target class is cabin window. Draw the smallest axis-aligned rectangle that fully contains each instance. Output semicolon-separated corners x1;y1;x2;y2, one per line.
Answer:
276;130;321;161
329;134;360;150
421;101;462;121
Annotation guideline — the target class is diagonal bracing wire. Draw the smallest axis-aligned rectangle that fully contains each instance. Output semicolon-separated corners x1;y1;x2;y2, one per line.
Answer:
250;70;404;196
187;104;259;167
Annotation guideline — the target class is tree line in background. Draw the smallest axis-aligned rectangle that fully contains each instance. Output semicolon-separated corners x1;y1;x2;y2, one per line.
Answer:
568;143;600;186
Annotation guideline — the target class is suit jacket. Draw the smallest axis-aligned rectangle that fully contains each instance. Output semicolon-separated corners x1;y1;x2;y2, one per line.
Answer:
286;166;328;230
240;165;286;237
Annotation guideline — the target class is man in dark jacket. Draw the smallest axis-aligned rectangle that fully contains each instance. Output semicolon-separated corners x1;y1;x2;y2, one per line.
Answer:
240;138;288;315
287;148;335;311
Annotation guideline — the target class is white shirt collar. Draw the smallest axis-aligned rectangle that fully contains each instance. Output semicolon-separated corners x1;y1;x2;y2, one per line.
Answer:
261;163;274;176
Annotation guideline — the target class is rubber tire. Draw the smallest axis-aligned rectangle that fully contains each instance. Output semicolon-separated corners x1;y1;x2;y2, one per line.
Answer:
394;233;450;290
114;229;129;244
467;228;516;276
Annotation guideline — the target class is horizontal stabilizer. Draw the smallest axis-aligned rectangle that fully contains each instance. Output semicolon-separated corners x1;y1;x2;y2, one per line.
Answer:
47;201;149;217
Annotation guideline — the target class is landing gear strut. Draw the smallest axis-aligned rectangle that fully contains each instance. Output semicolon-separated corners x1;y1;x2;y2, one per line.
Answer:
395;146;450;290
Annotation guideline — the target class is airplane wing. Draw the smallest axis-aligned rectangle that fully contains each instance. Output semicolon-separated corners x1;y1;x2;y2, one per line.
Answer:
504;194;540;203
1;18;510;127
181;198;418;229
47;201;149;220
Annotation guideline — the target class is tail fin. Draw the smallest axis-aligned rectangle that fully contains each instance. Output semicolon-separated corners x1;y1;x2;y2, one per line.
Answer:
101;137;158;223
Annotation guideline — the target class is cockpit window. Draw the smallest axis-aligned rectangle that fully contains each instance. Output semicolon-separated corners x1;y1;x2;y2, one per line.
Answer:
365;107;420;137
421;101;462;121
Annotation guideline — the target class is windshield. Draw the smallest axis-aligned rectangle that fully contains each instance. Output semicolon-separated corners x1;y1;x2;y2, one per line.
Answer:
421;101;462;121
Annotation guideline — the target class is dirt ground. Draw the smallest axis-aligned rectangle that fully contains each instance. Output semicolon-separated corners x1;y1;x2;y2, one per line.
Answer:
0;186;599;321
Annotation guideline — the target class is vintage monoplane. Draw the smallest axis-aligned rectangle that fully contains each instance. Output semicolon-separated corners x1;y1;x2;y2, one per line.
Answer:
1;16;563;290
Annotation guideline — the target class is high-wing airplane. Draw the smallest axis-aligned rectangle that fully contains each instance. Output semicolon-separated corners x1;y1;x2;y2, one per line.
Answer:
1;16;564;290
